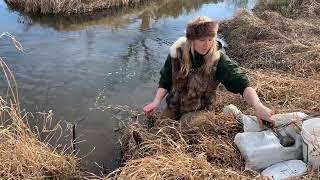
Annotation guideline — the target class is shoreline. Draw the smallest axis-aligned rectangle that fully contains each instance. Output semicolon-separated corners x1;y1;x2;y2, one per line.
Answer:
4;0;155;15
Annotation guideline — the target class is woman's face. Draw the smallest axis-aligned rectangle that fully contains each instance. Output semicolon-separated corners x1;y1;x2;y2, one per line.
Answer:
192;36;214;55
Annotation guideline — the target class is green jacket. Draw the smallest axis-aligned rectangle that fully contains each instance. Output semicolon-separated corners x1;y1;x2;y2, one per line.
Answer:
159;51;249;96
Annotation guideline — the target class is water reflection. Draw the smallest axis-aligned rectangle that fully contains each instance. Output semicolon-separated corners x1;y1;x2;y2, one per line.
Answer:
224;0;253;9
13;0;241;32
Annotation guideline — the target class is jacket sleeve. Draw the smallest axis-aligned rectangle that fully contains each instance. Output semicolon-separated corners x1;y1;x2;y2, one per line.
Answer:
216;53;249;96
158;55;172;91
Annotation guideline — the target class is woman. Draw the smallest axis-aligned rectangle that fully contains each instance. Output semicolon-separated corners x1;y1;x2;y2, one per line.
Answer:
143;16;273;126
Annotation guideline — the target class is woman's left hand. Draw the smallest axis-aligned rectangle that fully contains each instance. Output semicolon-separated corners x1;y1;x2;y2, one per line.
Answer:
254;103;274;128
243;87;274;128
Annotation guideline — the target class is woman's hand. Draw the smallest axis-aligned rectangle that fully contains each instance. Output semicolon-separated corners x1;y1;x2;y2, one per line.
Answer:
254;103;274;128
243;87;274;128
143;101;161;117
143;88;168;118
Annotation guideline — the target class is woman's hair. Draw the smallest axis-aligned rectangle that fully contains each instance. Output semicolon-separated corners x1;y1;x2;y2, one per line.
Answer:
180;16;219;77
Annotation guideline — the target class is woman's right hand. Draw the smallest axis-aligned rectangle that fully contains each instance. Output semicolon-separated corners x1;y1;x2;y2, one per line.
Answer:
143;101;160;117
143;88;167;117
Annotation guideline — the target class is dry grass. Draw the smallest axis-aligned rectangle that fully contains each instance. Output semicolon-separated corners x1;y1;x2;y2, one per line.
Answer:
215;69;320;115
5;0;148;14
247;69;320;113
4;0;222;15
0;102;81;179
109;109;319;179
220;5;320;79
256;0;320;18
108;113;267;179
120;113;242;163
0;33;82;179
109;153;264;180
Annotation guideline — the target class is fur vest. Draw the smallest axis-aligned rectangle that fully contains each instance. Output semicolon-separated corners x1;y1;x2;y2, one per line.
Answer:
166;37;221;113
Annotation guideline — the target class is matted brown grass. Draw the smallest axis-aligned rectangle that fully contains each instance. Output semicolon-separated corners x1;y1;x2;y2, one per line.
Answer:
215;69;320;115
256;0;320;18
108;113;267;179
220;3;320;79
120;113;242;164
109;153;264;180
247;69;320;113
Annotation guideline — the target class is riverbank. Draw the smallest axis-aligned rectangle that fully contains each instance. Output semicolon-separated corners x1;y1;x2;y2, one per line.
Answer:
107;0;320;179
12;0;221;32
4;0;152;15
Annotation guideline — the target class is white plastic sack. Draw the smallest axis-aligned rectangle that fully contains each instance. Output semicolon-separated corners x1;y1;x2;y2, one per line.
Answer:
234;127;302;170
272;112;308;127
240;112;308;132
261;160;307;180
222;104;241;117
223;105;260;132
240;115;261;132
301;118;320;168
223;104;308;132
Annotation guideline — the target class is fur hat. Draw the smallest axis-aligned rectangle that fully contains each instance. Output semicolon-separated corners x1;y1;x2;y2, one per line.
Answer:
186;16;219;40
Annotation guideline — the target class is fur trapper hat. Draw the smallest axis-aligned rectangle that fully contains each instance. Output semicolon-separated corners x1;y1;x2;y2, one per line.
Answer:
186;16;219;40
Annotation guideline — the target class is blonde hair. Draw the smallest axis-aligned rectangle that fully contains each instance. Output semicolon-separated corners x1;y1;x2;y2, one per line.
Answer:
180;39;218;77
180;16;219;77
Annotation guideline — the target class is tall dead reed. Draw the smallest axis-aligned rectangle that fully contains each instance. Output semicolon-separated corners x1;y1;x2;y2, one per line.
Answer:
0;32;82;179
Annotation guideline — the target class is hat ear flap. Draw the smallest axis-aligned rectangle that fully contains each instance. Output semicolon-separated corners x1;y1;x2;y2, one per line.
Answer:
212;21;219;33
